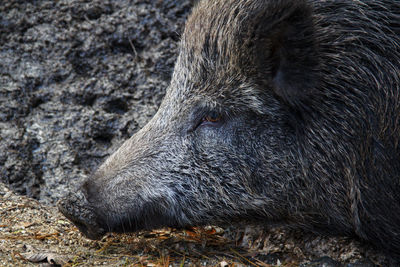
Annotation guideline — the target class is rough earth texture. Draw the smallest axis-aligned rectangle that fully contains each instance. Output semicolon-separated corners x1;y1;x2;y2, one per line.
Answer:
0;0;396;265
1;0;191;203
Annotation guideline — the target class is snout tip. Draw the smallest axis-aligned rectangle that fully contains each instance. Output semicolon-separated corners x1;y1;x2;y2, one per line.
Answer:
57;194;106;240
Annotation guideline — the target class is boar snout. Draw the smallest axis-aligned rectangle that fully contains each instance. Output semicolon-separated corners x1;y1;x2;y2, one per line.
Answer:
57;191;106;240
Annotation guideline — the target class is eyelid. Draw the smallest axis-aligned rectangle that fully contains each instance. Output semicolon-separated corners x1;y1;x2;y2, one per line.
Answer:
187;111;222;133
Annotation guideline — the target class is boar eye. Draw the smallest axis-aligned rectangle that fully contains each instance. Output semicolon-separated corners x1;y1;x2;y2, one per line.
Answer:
203;111;221;123
199;111;223;128
188;110;224;133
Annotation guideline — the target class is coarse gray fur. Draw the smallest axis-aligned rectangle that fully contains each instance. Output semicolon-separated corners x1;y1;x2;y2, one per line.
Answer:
58;0;400;257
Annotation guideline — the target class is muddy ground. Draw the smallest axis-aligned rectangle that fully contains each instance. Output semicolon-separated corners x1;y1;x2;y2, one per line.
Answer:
0;0;396;266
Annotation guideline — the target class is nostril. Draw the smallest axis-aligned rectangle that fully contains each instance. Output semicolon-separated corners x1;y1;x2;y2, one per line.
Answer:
57;193;106;240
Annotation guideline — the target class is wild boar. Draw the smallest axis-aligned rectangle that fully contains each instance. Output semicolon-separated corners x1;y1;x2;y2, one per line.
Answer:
58;0;400;256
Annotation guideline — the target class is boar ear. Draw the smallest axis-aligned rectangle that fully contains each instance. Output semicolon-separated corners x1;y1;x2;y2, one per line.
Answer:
248;0;319;108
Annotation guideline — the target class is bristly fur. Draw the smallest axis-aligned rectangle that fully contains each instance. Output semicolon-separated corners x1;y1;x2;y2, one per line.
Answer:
59;0;400;257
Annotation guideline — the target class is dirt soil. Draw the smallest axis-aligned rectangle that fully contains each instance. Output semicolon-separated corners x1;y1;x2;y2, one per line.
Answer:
0;0;396;266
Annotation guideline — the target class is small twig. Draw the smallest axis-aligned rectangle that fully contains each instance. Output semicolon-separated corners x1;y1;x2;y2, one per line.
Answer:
229;248;259;267
128;38;138;58
11;251;21;262
179;255;186;267
96;238;114;253
162;254;170;267
34;232;59;240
